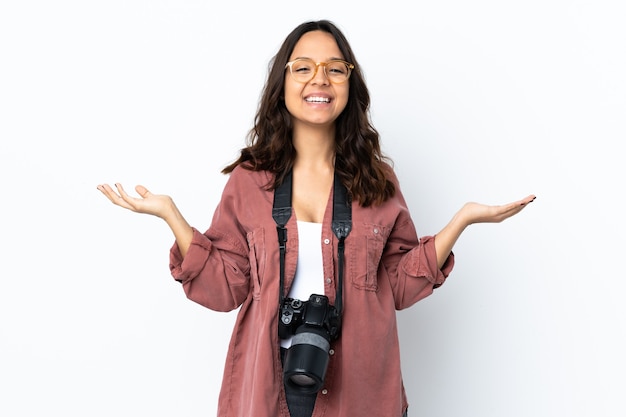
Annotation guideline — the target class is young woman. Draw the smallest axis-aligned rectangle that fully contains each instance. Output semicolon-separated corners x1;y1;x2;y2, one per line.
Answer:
97;19;535;417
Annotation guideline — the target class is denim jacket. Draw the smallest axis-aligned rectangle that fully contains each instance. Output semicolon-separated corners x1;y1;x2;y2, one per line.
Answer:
170;165;454;417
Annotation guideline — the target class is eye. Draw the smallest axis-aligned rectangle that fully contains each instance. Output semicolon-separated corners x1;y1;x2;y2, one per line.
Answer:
327;61;348;75
292;60;313;73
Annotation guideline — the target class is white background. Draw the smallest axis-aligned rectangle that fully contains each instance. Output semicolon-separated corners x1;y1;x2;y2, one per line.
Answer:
1;1;625;416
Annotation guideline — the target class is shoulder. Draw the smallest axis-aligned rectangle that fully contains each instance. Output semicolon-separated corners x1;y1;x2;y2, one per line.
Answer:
377;161;409;211
216;166;275;213
226;165;274;190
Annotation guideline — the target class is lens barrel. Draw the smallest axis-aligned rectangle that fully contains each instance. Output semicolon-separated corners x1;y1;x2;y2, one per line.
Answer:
283;326;331;394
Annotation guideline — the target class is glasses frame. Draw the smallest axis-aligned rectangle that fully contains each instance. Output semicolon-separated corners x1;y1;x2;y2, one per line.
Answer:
285;58;355;84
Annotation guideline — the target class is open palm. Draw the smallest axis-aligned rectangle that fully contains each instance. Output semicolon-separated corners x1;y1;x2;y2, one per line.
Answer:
97;183;174;219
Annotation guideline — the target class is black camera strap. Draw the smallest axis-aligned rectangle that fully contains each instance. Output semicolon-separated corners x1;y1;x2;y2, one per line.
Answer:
272;170;352;317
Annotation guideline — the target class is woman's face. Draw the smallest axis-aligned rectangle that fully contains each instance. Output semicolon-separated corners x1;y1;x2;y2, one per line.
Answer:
284;30;350;130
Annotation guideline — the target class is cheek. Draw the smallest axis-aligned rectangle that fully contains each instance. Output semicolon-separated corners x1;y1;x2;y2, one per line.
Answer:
283;80;302;112
335;87;350;112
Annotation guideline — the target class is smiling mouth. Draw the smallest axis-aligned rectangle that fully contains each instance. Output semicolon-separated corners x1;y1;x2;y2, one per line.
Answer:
305;96;331;103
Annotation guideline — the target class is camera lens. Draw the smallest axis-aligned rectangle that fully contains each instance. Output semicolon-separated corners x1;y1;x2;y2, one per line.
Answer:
288;374;317;387
283;326;331;394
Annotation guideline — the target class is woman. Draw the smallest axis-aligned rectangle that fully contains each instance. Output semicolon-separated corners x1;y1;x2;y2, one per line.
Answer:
97;19;535;417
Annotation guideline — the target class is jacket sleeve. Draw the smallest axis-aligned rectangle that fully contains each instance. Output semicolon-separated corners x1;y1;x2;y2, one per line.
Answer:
169;171;252;312
382;173;455;310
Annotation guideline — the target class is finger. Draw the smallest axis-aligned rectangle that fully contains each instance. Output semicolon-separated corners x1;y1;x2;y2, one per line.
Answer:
503;195;536;212
116;183;136;202
97;184;121;203
135;185;151;198
494;196;535;221
97;184;133;210
97;183;115;195
519;195;536;206
117;183;140;201
112;183;138;210
502;201;527;216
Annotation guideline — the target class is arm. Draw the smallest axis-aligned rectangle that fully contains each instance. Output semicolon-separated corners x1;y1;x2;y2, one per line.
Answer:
434;194;537;268
387;193;536;309
96;183;194;257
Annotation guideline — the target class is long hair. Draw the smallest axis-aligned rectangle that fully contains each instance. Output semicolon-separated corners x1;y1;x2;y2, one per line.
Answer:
222;20;395;206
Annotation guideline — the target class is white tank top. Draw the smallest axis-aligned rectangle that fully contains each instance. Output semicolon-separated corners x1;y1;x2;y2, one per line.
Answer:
280;220;324;348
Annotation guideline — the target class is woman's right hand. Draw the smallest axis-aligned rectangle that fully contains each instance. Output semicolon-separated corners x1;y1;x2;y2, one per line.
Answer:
96;183;175;220
97;183;194;256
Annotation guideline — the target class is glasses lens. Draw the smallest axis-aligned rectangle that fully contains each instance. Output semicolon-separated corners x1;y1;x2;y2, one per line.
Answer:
325;61;350;82
288;59;352;83
290;59;315;82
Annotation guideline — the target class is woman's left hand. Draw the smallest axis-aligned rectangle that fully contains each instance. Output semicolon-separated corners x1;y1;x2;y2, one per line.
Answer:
459;194;536;226
434;194;537;268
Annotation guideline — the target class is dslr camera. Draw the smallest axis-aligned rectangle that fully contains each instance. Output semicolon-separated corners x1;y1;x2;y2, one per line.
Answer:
279;294;340;394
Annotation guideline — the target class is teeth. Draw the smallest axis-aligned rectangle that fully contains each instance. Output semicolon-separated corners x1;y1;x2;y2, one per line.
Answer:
306;97;330;103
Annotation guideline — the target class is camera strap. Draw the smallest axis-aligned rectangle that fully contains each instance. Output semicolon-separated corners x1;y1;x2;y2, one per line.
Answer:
272;170;352;316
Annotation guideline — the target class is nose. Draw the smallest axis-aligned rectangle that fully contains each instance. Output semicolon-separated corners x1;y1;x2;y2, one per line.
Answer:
310;63;330;85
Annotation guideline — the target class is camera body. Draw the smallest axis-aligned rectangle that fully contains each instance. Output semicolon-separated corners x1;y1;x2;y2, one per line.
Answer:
279;294;340;340
279;294;341;393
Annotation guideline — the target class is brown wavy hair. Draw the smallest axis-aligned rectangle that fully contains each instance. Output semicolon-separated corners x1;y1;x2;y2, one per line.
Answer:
222;20;395;207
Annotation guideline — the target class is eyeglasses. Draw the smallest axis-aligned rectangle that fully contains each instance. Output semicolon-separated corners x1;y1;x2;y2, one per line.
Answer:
285;58;355;84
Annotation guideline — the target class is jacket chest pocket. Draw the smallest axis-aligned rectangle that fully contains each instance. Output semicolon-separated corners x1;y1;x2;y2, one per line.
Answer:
349;223;390;292
247;227;266;300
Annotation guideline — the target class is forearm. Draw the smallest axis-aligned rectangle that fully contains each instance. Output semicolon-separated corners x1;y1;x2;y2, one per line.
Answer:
434;210;468;269
163;202;194;258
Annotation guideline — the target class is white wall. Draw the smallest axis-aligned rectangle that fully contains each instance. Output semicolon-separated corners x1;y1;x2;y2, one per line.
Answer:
1;1;624;416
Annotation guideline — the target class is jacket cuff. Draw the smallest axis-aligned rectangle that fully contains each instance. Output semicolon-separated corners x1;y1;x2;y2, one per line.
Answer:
169;227;213;283
401;235;454;287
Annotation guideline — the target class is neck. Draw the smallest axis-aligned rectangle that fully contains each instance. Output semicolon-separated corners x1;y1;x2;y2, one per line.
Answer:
291;124;336;170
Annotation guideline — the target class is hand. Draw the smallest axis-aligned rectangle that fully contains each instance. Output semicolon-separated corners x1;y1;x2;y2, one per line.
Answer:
96;183;175;220
434;194;536;268
460;194;536;226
